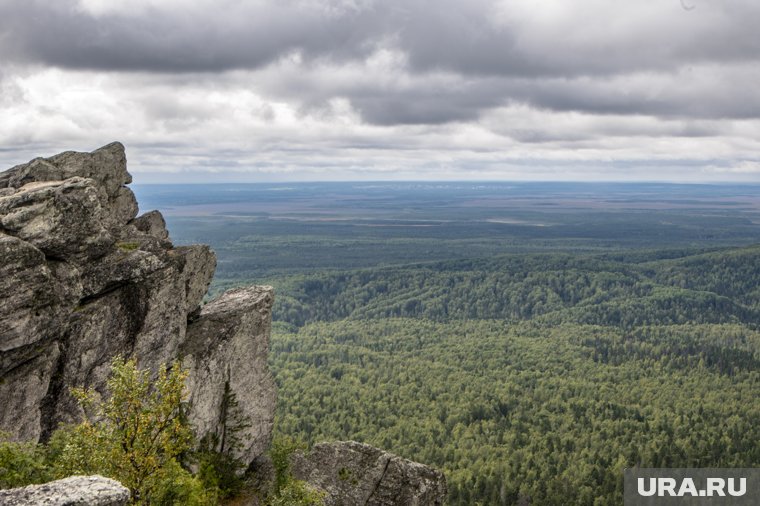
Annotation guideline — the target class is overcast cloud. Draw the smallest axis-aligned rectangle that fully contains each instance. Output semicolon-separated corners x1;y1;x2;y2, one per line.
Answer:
1;0;759;181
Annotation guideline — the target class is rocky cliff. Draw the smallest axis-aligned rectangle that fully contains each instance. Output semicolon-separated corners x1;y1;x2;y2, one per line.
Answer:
0;142;275;466
0;143;446;505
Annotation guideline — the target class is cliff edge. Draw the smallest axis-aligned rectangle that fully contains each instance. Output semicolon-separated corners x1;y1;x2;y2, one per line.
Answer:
0;143;446;505
0;142;274;466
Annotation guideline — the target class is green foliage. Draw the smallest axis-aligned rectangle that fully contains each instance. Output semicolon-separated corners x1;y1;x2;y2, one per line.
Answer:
196;437;244;498
267;436;325;506
0;358;227;503
268;246;760;505
217;381;253;459
52;357;216;504
269;436;303;496
272;319;760;505
337;467;351;481
271;248;760;327
0;434;52;489
260;241;760;505
56;357;199;502
268;478;326;506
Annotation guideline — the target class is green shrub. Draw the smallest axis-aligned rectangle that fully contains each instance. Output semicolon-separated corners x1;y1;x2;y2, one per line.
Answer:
0;434;52;489
52;357;216;504
268;478;326;506
0;358;272;505
195;380;251;499
196;435;245;500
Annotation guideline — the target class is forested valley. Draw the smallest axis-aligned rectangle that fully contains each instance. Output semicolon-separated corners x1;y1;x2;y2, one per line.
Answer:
134;182;760;505
270;247;760;505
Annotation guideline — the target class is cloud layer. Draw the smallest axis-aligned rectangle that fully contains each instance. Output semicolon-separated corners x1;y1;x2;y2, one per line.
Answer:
1;0;759;181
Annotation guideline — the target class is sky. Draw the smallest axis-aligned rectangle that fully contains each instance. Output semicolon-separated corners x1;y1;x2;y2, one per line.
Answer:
1;0;760;183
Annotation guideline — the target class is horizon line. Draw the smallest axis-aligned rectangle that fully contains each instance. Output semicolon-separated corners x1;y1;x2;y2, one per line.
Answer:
130;179;760;186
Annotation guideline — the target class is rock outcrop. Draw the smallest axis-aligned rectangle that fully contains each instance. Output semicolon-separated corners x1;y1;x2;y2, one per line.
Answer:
0;143;446;504
291;441;448;506
181;286;276;465
0;143;275;466
0;475;130;506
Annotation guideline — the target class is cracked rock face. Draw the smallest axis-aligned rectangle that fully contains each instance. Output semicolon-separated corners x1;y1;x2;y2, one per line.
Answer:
291;441;448;506
0;143;275;463
182;285;277;466
0;475;130;506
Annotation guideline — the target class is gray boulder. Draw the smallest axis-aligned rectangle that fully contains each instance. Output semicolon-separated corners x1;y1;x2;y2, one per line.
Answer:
0;178;113;261
0;142;129;195
0;475;130;506
291;441;448;506
0;142;135;230
133;209;170;244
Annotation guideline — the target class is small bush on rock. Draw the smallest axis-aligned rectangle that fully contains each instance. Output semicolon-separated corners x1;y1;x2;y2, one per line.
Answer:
52;356;215;504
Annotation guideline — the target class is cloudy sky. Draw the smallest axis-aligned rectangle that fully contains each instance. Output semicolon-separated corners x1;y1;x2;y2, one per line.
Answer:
1;0;759;182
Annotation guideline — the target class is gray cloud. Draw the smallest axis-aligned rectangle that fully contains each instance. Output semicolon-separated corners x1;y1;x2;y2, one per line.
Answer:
0;0;381;72
503;65;760;120
1;0;759;181
249;58;760;125
2;0;759;77
2;0;760;126
328;78;509;125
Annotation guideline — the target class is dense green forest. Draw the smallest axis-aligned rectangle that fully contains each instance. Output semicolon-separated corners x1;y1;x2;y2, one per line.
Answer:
270;247;760;505
132;183;760;505
272;248;760;327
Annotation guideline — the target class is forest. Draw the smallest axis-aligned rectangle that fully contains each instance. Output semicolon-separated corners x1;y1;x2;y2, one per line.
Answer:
270;247;760;505
133;182;760;505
